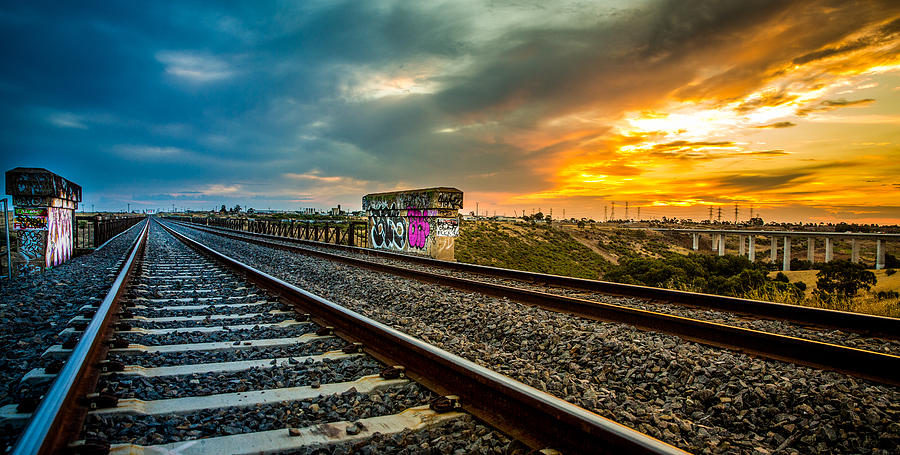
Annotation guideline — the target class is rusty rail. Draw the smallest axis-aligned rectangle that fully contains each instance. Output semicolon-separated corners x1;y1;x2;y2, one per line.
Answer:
170;220;900;387
157;219;687;454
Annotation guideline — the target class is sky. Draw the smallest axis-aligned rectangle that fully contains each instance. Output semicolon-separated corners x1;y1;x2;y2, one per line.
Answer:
1;0;899;223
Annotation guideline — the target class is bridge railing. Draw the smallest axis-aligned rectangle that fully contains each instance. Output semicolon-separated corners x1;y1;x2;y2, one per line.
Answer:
171;216;368;248
75;214;145;250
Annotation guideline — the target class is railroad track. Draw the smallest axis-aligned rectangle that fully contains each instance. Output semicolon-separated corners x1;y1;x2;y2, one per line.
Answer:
168;219;900;386
2;220;685;454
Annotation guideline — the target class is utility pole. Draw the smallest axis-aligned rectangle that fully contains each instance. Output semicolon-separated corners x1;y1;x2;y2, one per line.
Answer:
637;207;641;221
476;202;479;218
562;208;565;219
625;202;629;220
127;203;130;213
750;204;754;219
549;208;552;221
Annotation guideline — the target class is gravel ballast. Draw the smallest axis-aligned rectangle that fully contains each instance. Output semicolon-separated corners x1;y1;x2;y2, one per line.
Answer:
106;356;383;400
169;221;900;455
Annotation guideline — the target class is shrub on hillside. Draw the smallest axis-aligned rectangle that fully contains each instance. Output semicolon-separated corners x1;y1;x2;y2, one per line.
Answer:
814;260;876;298
603;253;802;300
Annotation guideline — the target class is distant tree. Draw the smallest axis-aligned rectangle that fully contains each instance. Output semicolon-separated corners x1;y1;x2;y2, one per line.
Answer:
231;204;242;213
219;204;227;213
247;208;255;214
577;220;586;229
534;212;544;221
815;260;876;297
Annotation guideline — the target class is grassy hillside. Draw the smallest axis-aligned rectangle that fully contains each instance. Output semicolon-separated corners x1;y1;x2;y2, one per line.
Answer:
455;222;611;279
454;221;899;317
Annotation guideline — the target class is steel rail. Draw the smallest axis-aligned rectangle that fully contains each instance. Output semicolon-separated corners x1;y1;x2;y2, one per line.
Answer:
167;219;900;386
12;220;149;455
157;219;689;455
172;219;900;338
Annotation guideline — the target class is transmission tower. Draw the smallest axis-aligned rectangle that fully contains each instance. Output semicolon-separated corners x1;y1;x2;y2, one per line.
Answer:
610;202;616;220
734;203;739;223
717;207;722;222
708;206;713;221
604;206;608;222
637;207;641;221
625;202;629;220
750;204;754;219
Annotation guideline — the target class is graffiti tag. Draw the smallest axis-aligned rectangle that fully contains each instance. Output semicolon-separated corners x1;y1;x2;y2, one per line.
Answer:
47;208;73;267
371;216;406;250
14;208;48;230
18;230;45;273
406;208;430;249
434;218;459;237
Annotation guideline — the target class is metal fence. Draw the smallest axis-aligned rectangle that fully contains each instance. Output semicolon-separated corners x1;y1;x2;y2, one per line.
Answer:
173;216;369;248
75;215;145;249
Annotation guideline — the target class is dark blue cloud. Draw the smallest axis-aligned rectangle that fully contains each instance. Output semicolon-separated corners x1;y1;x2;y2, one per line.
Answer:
1;0;896;213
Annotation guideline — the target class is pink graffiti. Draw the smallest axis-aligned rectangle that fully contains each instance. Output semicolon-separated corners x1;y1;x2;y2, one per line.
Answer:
406;207;430;249
46;207;73;267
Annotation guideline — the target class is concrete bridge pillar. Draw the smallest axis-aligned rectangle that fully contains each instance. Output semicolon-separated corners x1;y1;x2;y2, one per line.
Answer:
851;239;860;263
738;235;746;256
876;239;885;270
362;187;463;261
717;234;725;256
5;168;81;274
807;237;815;263
771;236;778;263
748;236;756;262
692;233;699;251
783;236;792;271
825;238;833;262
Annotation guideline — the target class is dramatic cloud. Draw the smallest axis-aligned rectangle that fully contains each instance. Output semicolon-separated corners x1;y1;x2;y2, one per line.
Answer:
0;0;898;222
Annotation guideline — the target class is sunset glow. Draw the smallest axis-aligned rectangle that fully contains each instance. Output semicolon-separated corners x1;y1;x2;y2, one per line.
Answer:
1;1;898;223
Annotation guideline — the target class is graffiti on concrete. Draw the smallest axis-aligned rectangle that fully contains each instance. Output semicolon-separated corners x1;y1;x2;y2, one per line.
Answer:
371;216;407;250
14;208;48;230
46;207;73;267
437;191;463;209
434;218;460;237
5;168;82;201
363;187;462;260
18;230;46;274
406;208;431;249
13;196;47;207
363;188;463;211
